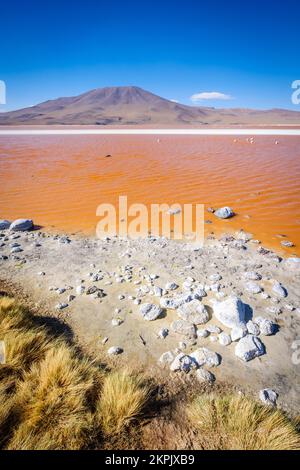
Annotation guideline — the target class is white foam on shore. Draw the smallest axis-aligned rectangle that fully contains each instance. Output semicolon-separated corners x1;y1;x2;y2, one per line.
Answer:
0;128;300;136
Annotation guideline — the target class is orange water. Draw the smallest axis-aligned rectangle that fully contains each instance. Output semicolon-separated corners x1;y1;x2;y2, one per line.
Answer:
0;135;299;256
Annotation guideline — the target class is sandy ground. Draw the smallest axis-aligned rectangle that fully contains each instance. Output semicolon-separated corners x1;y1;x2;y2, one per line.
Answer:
0;229;300;413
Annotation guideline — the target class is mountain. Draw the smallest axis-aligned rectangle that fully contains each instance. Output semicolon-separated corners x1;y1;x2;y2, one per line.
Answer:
0;86;300;126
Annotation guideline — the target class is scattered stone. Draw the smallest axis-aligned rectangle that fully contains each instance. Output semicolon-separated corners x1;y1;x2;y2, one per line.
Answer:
218;332;232;346
272;282;288;298
245;281;262;294
140;303;163;321
165;282;179;291
158;328;169;339
197;329;210;338
214;207;234;219
280;240;294;248
171;319;196;338
170;353;195;373
159;351;175;364
112;318;123;326
177;300;210;325
0;220;11;230
245;271;262;281
209;273;222;282
231;324;247;342
10;247;23;253
55;302;68;310
196;368;215;384
76;285;85;295
254;317;276;336
207;325;222;334
190;347;221;367
235;335;265;362
10;219;33;232
107;346;123;355
154;286;163;297
67;295;75;302
246;320;260;336
213;296;246;328
259;389;278;407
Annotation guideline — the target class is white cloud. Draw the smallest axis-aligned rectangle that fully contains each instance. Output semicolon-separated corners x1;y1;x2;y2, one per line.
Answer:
170;99;179;103
190;91;233;102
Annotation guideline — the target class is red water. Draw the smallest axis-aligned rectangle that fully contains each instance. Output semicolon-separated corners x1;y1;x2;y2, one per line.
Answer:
0;135;299;255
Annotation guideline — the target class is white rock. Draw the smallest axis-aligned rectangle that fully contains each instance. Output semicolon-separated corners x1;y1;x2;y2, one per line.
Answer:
107;346;123;355
196;368;215;383
218;332;232;346
170;353;194;372
207;325;222;334
245;271;262;281
140;303;163;321
235;335;265;362
210;336;218;343
254;317;276;336
55;302;68;310
245;281;262;294
231;324;247;342
171;319;196;337
246;320;260;336
214;207;234;219
213;296;246;328
0;220;11;230
197;329;210;338
76;285;85;295
159;351;175;364
272;282;288;298
177;300;210;325
154;286;163;297
10;219;33;232
158;328;169;339
285;257;300;271
259;389;278;407
209;273;222;282
190;347;221;367
165;282;179;291
112;318;123;326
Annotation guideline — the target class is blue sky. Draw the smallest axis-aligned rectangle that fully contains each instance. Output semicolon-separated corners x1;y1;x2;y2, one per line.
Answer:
1;0;300;111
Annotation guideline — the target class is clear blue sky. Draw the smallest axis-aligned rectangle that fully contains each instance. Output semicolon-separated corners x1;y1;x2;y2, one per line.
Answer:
1;0;300;111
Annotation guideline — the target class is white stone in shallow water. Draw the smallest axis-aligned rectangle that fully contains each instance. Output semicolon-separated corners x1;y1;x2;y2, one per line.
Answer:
196;368;215;383
214;207;234;219
235;335;265;362
0;220;11;230
171;319;196;337
259;389;278;406
140;303;163;321
10;219;33;232
190;347;221;368
177;300;210;325
213;296;246;328
272;282;288;298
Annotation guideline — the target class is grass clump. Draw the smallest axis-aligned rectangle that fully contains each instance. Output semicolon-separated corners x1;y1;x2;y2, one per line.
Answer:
187;393;300;450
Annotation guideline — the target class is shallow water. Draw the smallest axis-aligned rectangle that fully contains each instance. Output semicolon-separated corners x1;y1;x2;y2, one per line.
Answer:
0;135;299;255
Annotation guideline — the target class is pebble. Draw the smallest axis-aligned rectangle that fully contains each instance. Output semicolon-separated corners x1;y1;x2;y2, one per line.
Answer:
158;328;169;339
196;368;215;384
272;282;288;298
218;332;232;346
259;389;278;407
107;346;123;355
140;303;163;321
245;281;262;294
55;302;68;310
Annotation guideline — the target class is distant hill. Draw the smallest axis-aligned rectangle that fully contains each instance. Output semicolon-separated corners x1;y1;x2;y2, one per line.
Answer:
1;85;300;126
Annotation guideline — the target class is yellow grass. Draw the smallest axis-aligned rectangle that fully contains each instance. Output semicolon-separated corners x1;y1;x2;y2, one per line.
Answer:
0;296;150;449
96;369;150;436
187;393;300;450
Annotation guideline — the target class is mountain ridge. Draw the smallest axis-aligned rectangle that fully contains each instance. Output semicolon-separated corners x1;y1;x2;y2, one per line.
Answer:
1;86;300;126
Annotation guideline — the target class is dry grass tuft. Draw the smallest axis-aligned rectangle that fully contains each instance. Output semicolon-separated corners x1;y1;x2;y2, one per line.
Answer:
0;296;150;449
187;393;300;450
96;369;150;436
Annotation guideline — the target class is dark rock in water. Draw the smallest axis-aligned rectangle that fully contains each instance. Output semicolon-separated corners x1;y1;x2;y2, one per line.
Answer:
207;207;215;213
214;207;234;219
10;219;33;232
105;154;112;158
0;220;11;230
280;240;294;248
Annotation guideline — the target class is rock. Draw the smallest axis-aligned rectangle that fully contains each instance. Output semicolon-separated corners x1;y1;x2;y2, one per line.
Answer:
210;336;218;343
272;282;288;298
170;353;195;373
140;303;163;321
218;332;232;346
165;282;179;291
197;329;210;338
67;295;75;302
158;328;169;339
107;346;123;355
231;324;248;342
10;247;23;253
76;285;85;295
259;389;278;407
86;286;98;295
246;320;260;336
207;325;222;334
154;286;163;297
190;347;221;367
235;230;253;242
214;207;234;219
0;220;11;230
55;302;68;310
245;281;262;294
245;271;262;281
177;300;210;325
209;273;222;282
171;319;196;338
159;351;175;364
193;288;207;298
112;318;123;326
235;335;265;362
160;293;193;310
213;296;246;328
280;240;294;248
254;317;276;336
10;219;33;232
196;368;215;384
